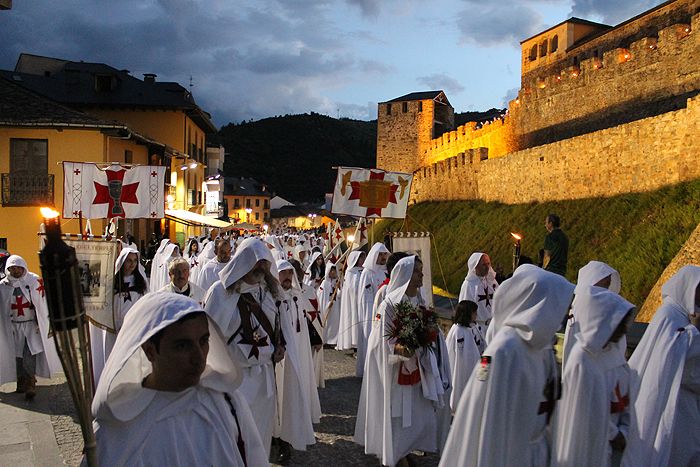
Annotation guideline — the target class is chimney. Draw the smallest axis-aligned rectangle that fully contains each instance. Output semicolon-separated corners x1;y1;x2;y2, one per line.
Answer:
143;73;157;84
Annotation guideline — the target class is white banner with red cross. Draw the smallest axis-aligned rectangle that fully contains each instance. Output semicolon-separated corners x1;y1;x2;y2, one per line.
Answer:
62;162;166;219
331;167;412;218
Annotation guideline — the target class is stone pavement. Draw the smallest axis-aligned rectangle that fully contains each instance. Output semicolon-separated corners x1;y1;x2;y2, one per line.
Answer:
0;349;442;466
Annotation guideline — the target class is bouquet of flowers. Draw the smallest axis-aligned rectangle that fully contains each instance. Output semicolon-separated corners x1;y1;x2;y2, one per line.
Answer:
385;300;440;355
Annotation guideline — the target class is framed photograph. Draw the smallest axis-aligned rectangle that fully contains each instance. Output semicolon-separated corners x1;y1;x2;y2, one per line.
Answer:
66;239;120;333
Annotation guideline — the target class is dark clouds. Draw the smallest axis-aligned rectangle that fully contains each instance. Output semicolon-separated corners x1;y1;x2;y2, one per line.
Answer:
457;1;546;46
569;0;664;25
417;73;465;95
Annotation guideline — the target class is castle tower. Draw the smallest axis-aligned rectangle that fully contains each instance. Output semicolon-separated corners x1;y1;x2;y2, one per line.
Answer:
376;91;454;173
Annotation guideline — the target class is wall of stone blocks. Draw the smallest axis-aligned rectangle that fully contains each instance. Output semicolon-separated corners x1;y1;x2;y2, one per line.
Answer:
411;95;700;204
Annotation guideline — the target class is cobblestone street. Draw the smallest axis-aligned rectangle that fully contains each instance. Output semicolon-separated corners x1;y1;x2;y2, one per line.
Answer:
37;349;441;466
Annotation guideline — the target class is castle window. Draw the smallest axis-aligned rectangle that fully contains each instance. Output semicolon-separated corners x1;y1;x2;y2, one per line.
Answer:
539;40;548;57
402;102;408;113
386;104;392;115
529;45;538;61
418;101;423;112
550;35;558;53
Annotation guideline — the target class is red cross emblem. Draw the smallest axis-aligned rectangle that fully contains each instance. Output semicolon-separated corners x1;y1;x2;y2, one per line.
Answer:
334;227;343;241
36;279;45;298
610;383;629;413
348;170;399;217
358;221;367;242
11;295;30;317
93;168;139;219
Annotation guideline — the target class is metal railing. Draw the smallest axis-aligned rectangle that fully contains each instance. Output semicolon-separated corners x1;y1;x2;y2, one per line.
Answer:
1;173;54;206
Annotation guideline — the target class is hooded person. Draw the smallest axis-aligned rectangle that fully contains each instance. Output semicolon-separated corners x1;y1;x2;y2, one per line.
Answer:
293;244;311;270
355;242;390;376
562;260;623;368
271;260;321;461
149;239;170;280
90;247;149;385
150;243;180;292
304;252;325;290
0;255;61;398
317;261;341;347
552;286;636;467
440;265;575;467
203;237;292;457
621;265;700;467
190;239;216;286
336;251;365;352
90;293;267;467
459;252;498;337
354;255;451;467
196;238;233;292
263;235;286;262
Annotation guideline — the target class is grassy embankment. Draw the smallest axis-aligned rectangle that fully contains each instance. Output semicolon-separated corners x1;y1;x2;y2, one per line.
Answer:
372;179;700;310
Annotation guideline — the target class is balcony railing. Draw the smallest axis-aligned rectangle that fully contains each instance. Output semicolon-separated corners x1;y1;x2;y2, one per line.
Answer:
1;173;54;206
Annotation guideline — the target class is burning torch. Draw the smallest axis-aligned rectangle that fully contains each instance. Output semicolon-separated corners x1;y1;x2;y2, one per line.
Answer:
38;208;97;466
511;232;522;274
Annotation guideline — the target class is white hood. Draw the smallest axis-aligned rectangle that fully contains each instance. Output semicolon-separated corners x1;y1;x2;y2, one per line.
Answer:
115;247;147;284
464;252;496;283
347;250;365;269
4;254;28;284
92;292;240;422
385;255;422;306
498;265;575;350
574;285;635;354
575;260;621;294
277;259;302;291
218;237;279;289
363;242;389;274
661;264;700;316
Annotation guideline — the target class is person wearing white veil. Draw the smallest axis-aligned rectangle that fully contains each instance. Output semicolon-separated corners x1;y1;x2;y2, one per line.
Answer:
304;252;325;290
190;239;216;286
440;265;574;467
0;255;61;398
552;285;636;467
90;293;267;466
318;262;341;347
196;238;232;292
149;238;170;280
293;244;311;270
271;259;321;462
562;260;622;368
459;252;498;337
183;237;200;265
336;251;365;352
356;242;390;376
90;247;149;385
621;265;700;467
150;243;179;292
354;255;450;467
203;237;292;457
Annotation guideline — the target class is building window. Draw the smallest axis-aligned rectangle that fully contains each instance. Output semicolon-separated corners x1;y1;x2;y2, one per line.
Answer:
539;40;548;57
0;238;6;250
245;199;251;208
529;45;538;61
550;35;558;53
386;104;392;115
124;150;133;163
2;139;52;206
264;199;269;209
402;102;408;113
233;198;240;209
255;212;259;221
255;198;260;207
95;74;113;92
264;212;269;221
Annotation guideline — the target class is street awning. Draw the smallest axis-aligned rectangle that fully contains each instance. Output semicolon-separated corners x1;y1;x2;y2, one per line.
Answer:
165;209;232;228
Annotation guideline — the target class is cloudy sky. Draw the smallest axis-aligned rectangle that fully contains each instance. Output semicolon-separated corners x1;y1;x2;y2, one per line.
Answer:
0;0;664;127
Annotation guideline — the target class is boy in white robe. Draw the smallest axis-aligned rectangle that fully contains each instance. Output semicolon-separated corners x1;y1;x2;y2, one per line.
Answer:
90;292;267;466
553;285;635;466
440;265;574;467
336;251;365;352
446;300;484;414
459;252;498;338
622;265;700;467
0;255;60;399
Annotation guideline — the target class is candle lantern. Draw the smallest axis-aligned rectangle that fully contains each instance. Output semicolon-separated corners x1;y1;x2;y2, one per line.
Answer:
38;208;97;466
511;232;522;273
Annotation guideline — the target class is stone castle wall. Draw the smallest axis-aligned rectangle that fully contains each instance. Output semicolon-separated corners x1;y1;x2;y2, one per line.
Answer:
418;9;700;169
411;95;700;204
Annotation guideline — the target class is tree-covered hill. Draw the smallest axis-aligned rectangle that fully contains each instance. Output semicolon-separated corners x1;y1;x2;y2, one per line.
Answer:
218;113;376;202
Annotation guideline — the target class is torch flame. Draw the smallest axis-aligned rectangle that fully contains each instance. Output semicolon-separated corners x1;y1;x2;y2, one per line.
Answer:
40;207;60;219
510;232;522;241
347;234;355;243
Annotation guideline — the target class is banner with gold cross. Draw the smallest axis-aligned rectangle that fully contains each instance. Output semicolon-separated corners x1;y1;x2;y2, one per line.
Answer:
331;167;412;218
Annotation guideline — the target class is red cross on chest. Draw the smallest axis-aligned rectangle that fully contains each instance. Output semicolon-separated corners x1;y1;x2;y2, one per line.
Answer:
11;294;31;317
